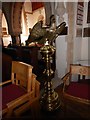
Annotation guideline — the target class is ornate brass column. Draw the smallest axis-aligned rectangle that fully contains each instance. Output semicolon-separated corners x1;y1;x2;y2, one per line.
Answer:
26;14;66;111
40;40;60;112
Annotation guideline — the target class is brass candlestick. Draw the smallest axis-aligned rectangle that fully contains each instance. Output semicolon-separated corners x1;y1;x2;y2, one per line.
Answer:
40;40;60;112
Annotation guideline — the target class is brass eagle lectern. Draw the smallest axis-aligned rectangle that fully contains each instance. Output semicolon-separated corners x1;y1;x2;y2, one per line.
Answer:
27;15;66;111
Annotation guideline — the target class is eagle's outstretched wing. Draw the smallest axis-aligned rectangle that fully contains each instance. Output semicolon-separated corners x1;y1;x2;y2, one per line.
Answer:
26;21;47;44
26;16;66;45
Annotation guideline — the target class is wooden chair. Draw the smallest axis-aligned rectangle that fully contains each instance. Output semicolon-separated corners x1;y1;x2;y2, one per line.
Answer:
2;53;12;82
0;61;40;117
62;64;90;118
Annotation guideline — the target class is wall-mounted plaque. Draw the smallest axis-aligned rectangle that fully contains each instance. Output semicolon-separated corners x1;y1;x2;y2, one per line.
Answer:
87;1;90;23
83;27;90;37
76;28;82;37
76;2;84;25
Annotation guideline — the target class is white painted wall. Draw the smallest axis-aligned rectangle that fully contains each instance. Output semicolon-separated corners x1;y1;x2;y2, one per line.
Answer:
81;2;90;60
73;2;82;63
2;14;11;46
3;36;11;46
27;7;45;28
54;1;89;78
56;36;67;78
21;6;45;45
73;2;90;63
55;2;68;79
55;1;89;81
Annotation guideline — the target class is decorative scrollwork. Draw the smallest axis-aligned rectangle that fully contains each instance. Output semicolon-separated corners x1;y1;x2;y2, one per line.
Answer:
79;68;87;75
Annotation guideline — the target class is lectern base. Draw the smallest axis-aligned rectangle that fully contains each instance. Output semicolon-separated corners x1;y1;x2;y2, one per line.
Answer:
40;91;61;112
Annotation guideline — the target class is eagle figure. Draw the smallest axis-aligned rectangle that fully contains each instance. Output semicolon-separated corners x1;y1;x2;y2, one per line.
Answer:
26;15;66;46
